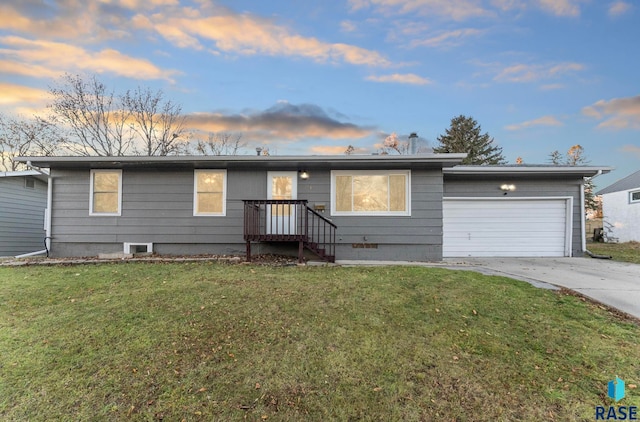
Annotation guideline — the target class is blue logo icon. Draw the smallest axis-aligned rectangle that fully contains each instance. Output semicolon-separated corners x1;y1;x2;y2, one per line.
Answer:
608;376;625;402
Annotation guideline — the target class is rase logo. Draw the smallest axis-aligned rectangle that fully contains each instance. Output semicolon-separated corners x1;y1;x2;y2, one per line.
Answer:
596;377;637;420
610;377;626;402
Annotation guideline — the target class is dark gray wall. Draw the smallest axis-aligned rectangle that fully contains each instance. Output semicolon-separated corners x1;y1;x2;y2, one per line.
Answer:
51;168;260;252
50;167;444;260
0;176;47;256
299;169;444;261
443;176;585;256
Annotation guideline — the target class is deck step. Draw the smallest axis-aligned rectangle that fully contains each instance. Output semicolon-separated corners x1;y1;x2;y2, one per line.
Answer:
303;242;332;263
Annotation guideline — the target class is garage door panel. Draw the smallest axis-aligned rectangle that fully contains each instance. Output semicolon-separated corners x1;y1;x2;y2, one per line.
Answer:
446;220;566;228
448;201;565;213
445;210;564;222
443;199;569;257
445;207;559;215
446;223;567;232
444;249;564;258
444;235;565;244
445;232;566;239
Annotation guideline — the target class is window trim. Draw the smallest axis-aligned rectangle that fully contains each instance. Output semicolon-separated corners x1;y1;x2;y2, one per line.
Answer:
193;169;227;217
630;190;640;204
89;169;122;216
330;170;411;216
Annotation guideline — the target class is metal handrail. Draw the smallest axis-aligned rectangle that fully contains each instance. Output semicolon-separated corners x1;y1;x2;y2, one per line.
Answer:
243;199;336;262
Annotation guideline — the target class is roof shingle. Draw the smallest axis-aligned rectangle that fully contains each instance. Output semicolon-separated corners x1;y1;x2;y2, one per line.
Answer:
596;169;640;195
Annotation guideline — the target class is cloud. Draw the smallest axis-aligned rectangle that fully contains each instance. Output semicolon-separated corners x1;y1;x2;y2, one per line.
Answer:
186;102;374;144
619;145;640;158
3;1;390;72
340;20;358;33
491;0;526;12
116;0;179;9
608;1;632;17
352;0;586;19
582;95;640;129
505;115;563;131
0;2;133;42
536;0;582;17
539;83;565;91
141;11;391;67
309;145;369;154
0;82;48;104
348;0;493;21
366;73;432;85
410;28;484;48
0;36;179;81
494;62;584;82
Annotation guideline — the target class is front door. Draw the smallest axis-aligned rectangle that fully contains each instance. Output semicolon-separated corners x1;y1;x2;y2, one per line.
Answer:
267;172;298;235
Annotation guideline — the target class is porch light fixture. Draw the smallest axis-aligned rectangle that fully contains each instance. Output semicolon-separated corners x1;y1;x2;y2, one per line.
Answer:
299;170;309;180
500;184;516;191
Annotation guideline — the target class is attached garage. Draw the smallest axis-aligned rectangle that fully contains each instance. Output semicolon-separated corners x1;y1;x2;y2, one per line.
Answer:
443;198;572;257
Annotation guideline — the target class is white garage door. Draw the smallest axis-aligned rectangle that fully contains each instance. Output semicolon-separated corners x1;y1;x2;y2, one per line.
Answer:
443;198;571;257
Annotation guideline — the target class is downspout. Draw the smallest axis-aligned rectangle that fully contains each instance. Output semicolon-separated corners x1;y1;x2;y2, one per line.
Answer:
15;161;52;258
582;170;611;259
580;180;586;254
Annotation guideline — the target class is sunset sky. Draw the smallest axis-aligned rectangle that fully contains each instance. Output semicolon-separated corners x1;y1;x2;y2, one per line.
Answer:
1;0;638;187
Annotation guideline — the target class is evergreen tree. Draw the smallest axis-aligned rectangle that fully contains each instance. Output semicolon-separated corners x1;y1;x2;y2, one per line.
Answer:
433;115;506;165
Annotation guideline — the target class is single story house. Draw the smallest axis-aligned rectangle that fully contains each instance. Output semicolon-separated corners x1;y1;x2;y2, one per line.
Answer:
596;169;640;242
0;170;49;257
17;155;610;261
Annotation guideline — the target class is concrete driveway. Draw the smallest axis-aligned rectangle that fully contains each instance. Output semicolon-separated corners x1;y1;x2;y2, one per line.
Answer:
452;257;640;320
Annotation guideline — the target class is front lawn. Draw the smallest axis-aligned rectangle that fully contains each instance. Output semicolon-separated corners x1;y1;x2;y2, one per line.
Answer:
588;241;640;264
1;262;639;421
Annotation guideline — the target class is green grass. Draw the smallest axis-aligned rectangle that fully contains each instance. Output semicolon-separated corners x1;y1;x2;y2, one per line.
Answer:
1;262;639;421
588;241;640;264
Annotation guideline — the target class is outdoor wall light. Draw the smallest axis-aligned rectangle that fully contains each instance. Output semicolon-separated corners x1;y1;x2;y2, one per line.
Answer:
500;184;516;191
299;170;310;180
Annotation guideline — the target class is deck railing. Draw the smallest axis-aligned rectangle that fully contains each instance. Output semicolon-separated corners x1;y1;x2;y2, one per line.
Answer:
243;199;336;262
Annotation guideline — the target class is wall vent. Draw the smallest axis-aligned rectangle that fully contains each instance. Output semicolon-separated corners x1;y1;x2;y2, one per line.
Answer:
124;242;153;254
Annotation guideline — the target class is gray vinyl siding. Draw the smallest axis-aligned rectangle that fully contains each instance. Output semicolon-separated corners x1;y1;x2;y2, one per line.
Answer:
443;176;584;256
0;177;47;256
301;169;443;261
50;167;444;260
51;168;260;248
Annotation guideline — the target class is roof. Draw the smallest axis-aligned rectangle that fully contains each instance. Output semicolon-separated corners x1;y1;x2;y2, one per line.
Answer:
0;169;49;182
16;154;467;170
444;165;612;178
15;156;612;178
596;169;640;195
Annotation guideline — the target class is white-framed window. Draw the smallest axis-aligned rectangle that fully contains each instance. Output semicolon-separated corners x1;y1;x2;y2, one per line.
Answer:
631;190;640;204
194;170;227;216
331;170;411;216
90;169;122;216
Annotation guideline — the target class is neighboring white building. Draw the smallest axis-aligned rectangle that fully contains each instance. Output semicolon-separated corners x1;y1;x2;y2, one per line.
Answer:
597;170;640;242
0;170;49;256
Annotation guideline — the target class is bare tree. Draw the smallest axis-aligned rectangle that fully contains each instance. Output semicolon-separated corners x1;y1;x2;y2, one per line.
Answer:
549;144;598;213
191;132;246;156
550;144;589;166
378;132;409;155
48;73;133;156
121;87;188;156
0;114;62;171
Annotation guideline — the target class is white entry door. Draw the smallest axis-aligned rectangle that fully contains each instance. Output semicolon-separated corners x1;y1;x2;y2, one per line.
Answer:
267;172;298;235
